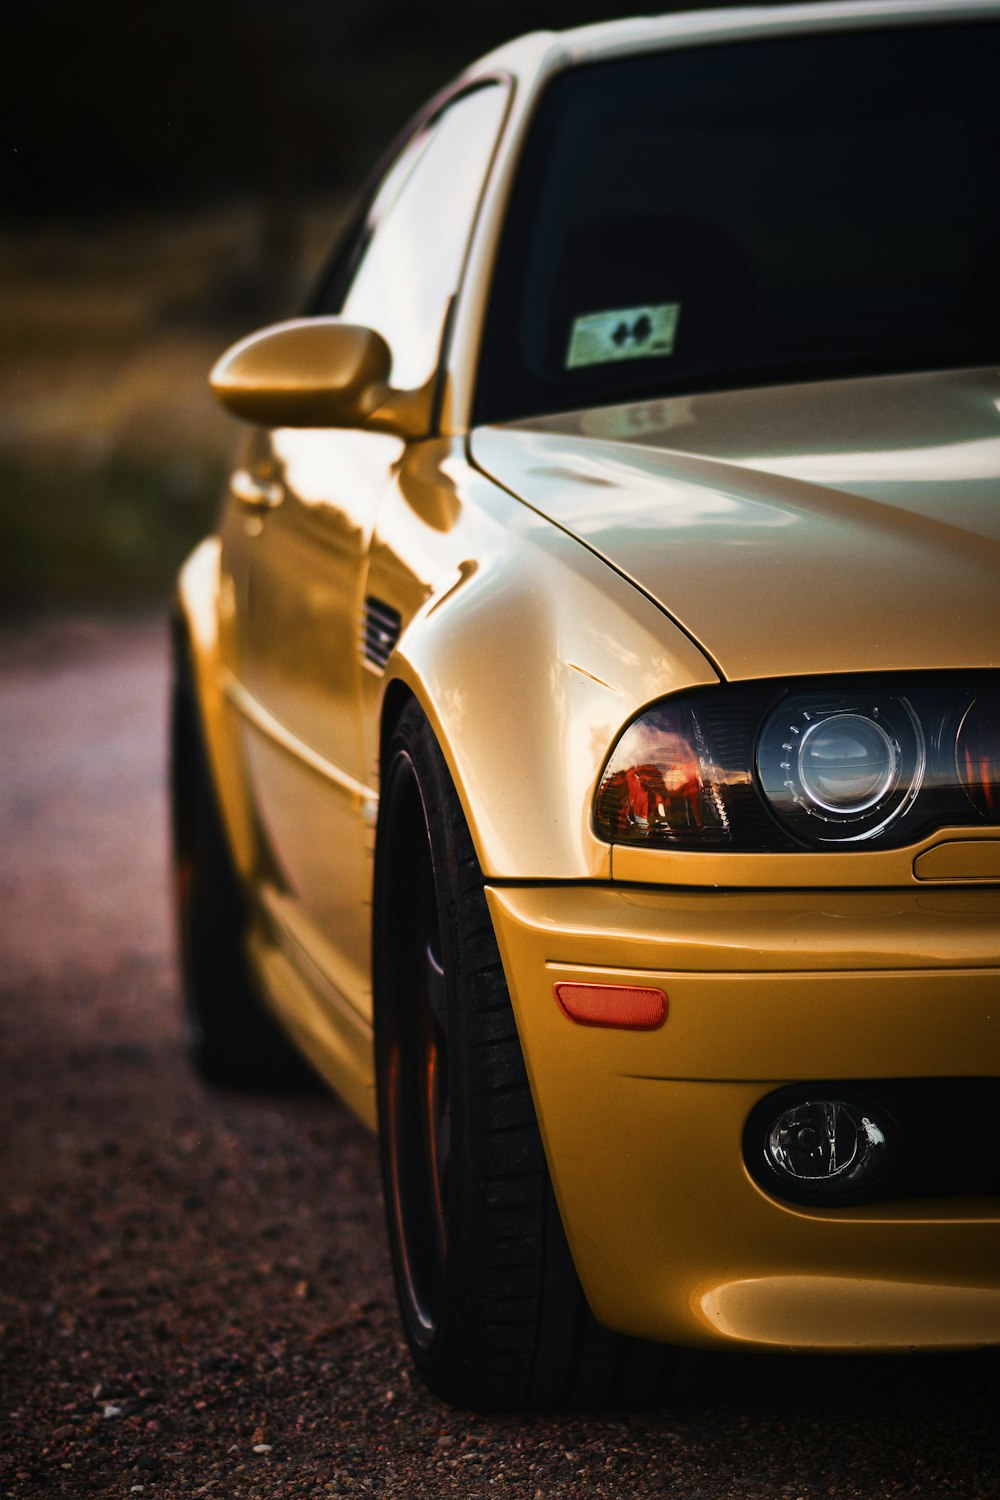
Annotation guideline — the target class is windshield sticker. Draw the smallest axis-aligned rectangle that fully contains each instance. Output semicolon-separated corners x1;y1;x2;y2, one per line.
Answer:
566;303;681;370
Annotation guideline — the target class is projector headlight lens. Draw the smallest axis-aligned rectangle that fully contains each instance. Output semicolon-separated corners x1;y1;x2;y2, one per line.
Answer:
756;693;924;842
797;713;897;813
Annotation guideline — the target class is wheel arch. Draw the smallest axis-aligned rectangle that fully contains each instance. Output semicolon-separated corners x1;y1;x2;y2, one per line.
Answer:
378;677;419;789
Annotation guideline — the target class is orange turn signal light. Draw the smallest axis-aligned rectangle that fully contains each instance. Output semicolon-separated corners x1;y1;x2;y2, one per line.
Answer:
553;982;668;1030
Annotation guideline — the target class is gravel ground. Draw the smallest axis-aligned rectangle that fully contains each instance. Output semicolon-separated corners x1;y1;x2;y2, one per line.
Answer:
1;613;999;1500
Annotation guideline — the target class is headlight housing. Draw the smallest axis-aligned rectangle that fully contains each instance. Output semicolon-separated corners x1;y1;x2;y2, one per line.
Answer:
593;676;1000;851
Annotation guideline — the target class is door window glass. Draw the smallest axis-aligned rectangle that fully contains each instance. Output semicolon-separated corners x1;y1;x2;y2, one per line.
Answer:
320;83;508;391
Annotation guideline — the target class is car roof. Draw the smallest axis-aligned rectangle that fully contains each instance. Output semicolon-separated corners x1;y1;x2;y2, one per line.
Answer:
466;0;1000;84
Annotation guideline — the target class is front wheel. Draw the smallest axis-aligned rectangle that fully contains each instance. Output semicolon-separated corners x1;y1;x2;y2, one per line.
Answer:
373;702;669;1409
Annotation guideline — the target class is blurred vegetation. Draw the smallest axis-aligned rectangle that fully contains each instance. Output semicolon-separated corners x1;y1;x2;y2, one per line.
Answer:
4;0;769;612
0;205;340;612
0;451;226;610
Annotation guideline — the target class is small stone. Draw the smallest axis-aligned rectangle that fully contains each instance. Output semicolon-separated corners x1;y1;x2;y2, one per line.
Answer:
102;1403;123;1418
253;1442;273;1454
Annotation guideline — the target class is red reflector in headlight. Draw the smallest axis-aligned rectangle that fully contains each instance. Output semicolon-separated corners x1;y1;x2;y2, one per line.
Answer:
553;982;667;1030
957;695;1000;816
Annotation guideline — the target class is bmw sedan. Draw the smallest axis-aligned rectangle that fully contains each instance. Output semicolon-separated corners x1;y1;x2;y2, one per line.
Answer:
172;0;1000;1409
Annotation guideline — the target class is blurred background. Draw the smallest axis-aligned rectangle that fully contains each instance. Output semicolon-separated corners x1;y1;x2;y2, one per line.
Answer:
2;0;771;615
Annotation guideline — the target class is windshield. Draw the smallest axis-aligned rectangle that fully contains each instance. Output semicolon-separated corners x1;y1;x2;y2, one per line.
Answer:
474;20;1000;425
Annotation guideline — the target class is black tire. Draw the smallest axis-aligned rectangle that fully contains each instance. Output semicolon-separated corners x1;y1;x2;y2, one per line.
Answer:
170;623;314;1091
373;701;670;1410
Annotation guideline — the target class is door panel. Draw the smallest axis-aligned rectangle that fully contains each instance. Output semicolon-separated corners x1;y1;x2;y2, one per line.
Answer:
236;427;405;1020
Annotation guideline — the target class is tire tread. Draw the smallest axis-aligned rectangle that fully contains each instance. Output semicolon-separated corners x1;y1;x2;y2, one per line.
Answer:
375;700;669;1410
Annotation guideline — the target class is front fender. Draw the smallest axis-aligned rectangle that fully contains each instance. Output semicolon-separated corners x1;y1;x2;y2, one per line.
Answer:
365;441;718;881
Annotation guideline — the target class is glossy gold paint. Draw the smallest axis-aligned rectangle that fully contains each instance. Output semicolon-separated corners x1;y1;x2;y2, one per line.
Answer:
472;368;1000;682
177;0;1000;1354
176;539;256;881
611;825;1000;889
487;883;1000;1349
914;840;1000;880
210;318;434;437
364;439;717;881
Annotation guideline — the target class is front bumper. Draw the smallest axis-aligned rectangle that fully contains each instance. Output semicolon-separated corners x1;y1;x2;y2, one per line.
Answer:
486;882;1000;1352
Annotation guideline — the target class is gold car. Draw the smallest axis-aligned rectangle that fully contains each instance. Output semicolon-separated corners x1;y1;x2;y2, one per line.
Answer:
172;0;1000;1408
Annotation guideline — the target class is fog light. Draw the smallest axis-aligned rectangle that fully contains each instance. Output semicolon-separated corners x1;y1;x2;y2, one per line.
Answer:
762;1097;892;1199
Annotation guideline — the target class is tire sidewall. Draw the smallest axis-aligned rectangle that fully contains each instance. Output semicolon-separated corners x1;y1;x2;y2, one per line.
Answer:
373;704;480;1386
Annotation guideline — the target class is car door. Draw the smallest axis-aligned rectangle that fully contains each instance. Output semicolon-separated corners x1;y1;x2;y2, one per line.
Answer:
221;81;510;1025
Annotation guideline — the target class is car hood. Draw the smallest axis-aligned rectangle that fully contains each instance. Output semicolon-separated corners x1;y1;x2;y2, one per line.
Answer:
470;368;1000;681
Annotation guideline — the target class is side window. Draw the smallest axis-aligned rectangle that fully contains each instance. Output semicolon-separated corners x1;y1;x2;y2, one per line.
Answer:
317;83;508;392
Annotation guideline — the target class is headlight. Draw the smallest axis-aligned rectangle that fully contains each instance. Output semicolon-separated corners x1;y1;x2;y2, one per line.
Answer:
593;676;1000;851
755;692;924;843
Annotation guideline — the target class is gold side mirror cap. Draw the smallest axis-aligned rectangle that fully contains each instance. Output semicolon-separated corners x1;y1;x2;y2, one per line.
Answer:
209;317;432;439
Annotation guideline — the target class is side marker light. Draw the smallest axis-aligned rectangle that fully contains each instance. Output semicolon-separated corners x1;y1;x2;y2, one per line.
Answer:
553;982;667;1030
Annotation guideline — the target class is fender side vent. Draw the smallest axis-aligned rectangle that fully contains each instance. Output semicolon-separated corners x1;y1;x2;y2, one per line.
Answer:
362;597;401;672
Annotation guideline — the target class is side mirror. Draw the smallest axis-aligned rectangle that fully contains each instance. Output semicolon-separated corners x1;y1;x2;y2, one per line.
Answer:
209;317;433;439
